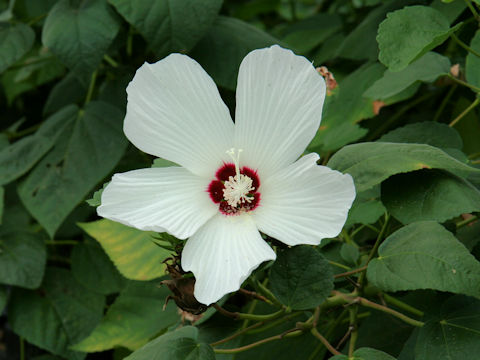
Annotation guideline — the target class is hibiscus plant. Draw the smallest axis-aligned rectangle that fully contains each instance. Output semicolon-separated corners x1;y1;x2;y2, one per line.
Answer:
1;1;480;360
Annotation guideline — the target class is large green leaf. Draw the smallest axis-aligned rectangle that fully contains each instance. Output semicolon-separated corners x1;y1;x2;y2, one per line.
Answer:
382;170;480;224
191;16;278;90
17;102;127;237
42;0;120;76
125;326;215;360
331;347;397;360
377;5;460;71
72;280;179;351
466;30;480;89
365;52;450;100
9;268;105;360
415;295;480;360
0;23;34;74
378;122;463;150
367;221;480;297
270;245;333;310
327;142;480;192
0;231;46;289
78;219;170;280
109;0;222;58
71;238;125;295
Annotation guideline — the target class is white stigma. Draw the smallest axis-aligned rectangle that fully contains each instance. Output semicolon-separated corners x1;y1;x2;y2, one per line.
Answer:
223;148;255;207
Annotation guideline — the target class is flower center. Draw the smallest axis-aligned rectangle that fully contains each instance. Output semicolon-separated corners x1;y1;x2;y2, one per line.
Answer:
223;173;255;207
207;148;261;216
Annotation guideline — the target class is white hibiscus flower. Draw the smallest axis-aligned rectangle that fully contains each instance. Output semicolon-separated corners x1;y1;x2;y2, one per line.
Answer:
97;45;356;306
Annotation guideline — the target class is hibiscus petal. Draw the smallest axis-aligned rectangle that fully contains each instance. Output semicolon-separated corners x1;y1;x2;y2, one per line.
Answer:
234;45;326;178
124;54;235;177
181;214;276;305
253;153;356;245
97;167;216;239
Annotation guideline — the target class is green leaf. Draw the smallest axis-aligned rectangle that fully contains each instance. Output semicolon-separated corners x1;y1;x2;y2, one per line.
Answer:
18;102;127;237
78;219;170;280
72;280;179;351
340;243;359;265
365;52;450;100
85;182;109;207
415;295;480;360
0;135;54;186
0;23;35;74
109;0;222;58
382;170;480;224
152;158;179;168
367;221;480;297
43;72;88;116
346;186;386;226
336;0;411;61
466;30;480;89
280;13;342;54
270;245;334;310
308;63;384;152
191;16;278;90
377;5;461;71
42;0;120;76
0;231;46;288
430;0;467;24
71;239;125;295
125;326;215;360
378;121;463;150
331;347;397;360
9;267;105;360
327;142;480;192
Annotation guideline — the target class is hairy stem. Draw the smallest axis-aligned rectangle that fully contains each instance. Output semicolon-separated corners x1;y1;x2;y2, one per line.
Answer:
449;98;480;127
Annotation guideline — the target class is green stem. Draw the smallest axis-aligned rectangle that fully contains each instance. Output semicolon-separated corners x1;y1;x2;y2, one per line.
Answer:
255;280;284;308
382;293;424;317
328;260;351;271
246;312;303;335
84;70;98;106
213;329;303;354
333;292;425;328
358;214;389;287
210;321;265;347
103;54;119;68
451;33;480;58
433;85;457;122
358;297;425;327
7;123;41;140
213;303;285;321
447;74;480;93
348;307;358;357
465;0;480;22
311;328;342;356
456;215;478;228
449;98;480;127
127;26;134;57
334;265;368;279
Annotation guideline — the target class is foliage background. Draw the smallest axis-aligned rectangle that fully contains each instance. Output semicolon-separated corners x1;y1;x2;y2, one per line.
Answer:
1;0;480;359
